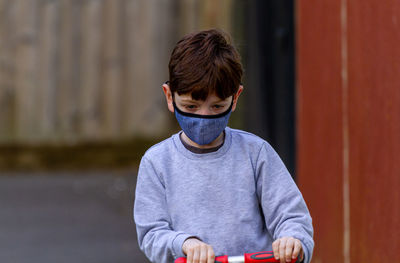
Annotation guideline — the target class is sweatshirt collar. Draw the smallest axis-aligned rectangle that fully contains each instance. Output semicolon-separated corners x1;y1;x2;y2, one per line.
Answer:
172;127;232;160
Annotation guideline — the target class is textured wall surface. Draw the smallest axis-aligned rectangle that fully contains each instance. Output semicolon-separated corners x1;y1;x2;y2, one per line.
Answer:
0;0;235;144
297;0;400;262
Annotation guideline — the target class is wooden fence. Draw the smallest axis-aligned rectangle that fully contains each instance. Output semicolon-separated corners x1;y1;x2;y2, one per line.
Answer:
0;0;235;144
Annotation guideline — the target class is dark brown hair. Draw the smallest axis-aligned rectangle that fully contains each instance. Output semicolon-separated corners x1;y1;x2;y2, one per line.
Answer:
168;29;243;101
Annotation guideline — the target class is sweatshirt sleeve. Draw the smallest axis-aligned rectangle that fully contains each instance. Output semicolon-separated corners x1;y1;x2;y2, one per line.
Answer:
255;143;314;263
134;156;193;263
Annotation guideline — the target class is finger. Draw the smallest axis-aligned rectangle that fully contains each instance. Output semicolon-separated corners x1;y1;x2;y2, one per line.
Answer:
285;238;294;262
192;248;200;263
207;246;215;263
272;239;280;260
292;240;302;260
199;244;208;263
187;247;194;263
279;238;287;263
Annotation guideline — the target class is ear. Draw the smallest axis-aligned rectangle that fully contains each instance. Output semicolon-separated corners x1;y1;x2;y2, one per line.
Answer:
162;83;175;113
231;85;244;112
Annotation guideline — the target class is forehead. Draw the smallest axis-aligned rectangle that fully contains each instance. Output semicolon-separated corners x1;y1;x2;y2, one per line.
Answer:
175;92;228;102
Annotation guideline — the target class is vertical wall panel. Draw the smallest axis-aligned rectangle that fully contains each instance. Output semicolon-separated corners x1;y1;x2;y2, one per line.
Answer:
298;0;400;262
80;0;102;139
58;0;79;142
296;1;344;262
123;0;162;137
14;0;38;142
178;0;199;35
199;0;232;32
101;0;123;138
0;1;16;141
347;1;400;262
37;0;60;140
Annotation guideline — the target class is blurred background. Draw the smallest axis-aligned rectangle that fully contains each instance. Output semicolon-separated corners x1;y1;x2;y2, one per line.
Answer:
0;0;399;262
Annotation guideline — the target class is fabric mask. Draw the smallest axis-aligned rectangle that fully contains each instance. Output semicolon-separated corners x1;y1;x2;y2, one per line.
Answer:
173;99;233;145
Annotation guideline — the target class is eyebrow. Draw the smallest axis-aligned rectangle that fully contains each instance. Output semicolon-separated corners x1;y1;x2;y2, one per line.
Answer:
212;97;232;104
180;98;198;103
178;95;232;104
180;99;228;104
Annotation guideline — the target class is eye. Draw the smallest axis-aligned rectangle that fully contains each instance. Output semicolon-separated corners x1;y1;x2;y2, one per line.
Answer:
184;104;198;110
213;104;225;110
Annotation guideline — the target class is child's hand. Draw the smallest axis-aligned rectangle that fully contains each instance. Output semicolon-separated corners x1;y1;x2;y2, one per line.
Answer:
182;237;215;263
272;237;304;263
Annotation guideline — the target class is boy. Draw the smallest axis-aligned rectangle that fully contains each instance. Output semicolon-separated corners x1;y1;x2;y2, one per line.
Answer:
134;29;314;263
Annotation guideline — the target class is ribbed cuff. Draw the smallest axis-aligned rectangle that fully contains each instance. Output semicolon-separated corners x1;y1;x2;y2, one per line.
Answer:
300;239;314;263
171;233;193;259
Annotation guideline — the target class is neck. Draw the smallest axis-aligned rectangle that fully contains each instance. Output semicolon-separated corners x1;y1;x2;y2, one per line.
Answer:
181;131;224;149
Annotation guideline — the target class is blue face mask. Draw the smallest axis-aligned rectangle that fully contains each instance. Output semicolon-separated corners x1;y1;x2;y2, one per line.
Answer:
173;99;233;145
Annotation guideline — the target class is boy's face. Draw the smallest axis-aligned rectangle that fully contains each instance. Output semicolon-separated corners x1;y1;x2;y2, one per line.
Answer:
162;84;243;115
162;83;243;147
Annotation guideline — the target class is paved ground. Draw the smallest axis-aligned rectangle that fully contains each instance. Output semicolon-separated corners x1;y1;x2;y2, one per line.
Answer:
0;171;150;263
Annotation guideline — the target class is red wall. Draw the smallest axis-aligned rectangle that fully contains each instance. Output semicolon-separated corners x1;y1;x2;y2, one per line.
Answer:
297;1;400;262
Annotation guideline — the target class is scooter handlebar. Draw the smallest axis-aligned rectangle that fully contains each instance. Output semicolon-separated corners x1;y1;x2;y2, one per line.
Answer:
245;251;297;262
175;251;297;263
174;255;228;263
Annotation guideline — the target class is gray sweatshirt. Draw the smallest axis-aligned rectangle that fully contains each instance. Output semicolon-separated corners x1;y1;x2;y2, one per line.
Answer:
134;127;314;263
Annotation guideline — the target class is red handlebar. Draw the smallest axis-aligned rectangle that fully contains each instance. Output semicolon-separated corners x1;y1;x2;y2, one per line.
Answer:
245;251;297;262
175;255;228;263
175;251;297;263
